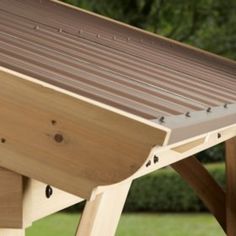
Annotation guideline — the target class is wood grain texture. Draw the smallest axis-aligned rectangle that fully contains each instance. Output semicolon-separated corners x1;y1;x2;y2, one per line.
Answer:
0;168;23;228
76;182;131;236
0;69;167;199
171;156;226;231
226;137;236;236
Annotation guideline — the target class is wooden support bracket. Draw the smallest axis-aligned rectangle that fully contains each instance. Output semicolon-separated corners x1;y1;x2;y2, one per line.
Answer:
76;182;131;236
0;168;83;235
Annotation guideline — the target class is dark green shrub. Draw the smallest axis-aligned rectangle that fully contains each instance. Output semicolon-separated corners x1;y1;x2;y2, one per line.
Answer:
124;163;225;212
197;144;225;163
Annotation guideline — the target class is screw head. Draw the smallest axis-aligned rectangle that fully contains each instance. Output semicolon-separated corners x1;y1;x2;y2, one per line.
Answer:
159;116;165;123
185;112;191;118
153;155;159;164
146;160;151;167
206;107;212;113
45;185;53;199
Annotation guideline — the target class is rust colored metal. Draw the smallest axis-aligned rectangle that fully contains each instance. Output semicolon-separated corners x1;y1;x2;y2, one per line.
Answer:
0;0;235;120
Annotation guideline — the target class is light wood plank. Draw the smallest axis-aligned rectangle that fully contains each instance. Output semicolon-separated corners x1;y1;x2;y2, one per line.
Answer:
172;138;205;153
0;229;24;236
0;167;23;228
23;179;83;227
171;156;226;231
0;69;167;199
226;137;236;236
76;182;131;236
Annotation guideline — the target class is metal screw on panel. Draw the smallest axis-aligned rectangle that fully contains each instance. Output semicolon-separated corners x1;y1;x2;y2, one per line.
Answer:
45;185;53;199
34;25;40;30
206;107;212;113
159;116;165;123
185;112;191;118
54;133;64;143
224;103;228;109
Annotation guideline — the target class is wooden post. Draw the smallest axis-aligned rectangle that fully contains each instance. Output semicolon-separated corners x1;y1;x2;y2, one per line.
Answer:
0;229;25;236
0;168;24;235
76;182;131;236
226;137;236;236
0;167;23;228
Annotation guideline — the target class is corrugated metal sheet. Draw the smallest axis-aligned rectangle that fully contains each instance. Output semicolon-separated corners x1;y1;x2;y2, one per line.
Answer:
0;0;236;120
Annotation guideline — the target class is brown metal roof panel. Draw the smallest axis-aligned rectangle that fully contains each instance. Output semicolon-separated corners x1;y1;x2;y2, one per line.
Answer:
5;0;236;77
0;0;235;121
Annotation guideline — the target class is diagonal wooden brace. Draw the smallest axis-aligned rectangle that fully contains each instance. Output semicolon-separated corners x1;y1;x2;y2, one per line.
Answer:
76;182;131;236
171;156;226;231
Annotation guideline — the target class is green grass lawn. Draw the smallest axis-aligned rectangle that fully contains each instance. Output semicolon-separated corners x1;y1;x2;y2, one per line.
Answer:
26;213;225;236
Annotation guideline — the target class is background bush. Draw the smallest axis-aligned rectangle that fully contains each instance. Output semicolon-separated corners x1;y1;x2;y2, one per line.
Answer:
124;162;225;212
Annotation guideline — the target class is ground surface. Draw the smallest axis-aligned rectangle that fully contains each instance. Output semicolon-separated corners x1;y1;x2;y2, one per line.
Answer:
26;213;225;236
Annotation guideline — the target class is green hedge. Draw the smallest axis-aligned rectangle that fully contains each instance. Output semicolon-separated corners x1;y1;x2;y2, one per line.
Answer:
124;162;225;212
66;162;225;213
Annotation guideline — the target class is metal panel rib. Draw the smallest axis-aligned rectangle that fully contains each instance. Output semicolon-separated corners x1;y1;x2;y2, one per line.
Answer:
0;0;235;120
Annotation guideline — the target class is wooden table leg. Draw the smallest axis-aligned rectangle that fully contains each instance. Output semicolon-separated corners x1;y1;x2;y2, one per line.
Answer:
0;229;25;236
76;182;131;236
226;137;236;236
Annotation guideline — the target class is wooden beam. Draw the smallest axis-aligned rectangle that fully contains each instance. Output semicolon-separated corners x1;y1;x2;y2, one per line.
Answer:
0;167;23;228
226;137;236;236
76;182;131;236
171;156;226;231
0;69;167;199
